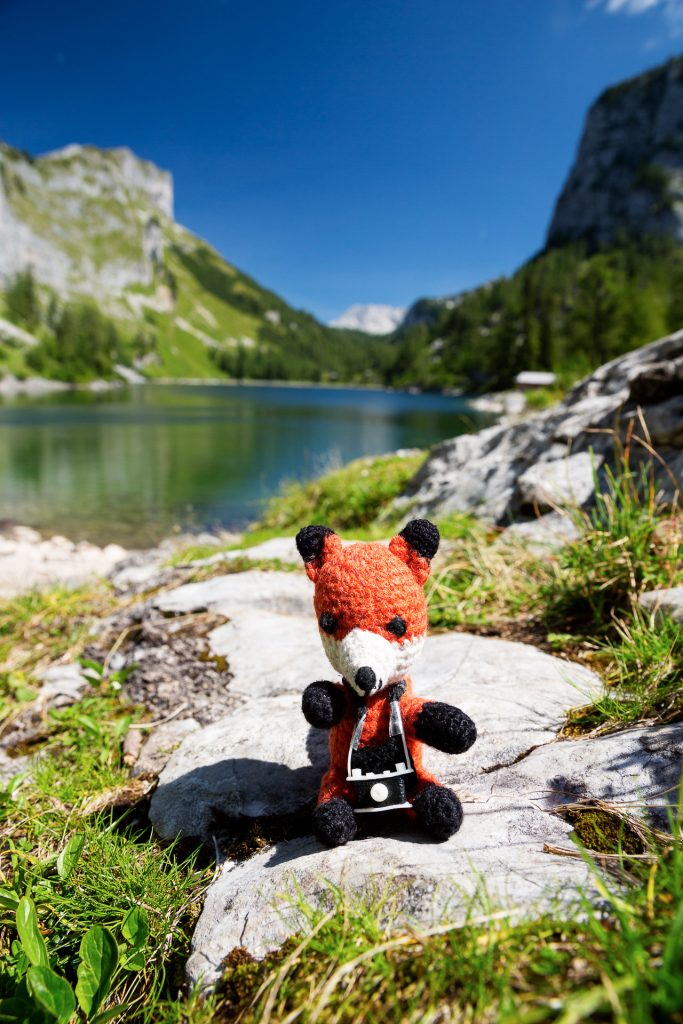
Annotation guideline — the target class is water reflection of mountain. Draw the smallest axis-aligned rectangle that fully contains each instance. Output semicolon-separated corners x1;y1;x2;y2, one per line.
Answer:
0;385;491;545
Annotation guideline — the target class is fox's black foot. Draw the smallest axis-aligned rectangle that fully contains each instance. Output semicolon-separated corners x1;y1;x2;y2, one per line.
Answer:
413;784;463;841
313;797;357;846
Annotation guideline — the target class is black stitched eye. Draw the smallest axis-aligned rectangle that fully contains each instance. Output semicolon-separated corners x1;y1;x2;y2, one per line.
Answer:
386;616;407;637
319;612;337;634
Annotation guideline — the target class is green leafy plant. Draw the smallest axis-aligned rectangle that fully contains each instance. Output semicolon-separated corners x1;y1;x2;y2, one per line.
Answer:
3;892;143;1022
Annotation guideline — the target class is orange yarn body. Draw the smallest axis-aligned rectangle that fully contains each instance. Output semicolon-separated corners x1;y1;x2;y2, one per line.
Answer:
317;676;439;806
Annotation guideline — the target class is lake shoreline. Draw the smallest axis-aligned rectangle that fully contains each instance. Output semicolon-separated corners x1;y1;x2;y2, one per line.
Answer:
146;375;467;398
0;371;468;400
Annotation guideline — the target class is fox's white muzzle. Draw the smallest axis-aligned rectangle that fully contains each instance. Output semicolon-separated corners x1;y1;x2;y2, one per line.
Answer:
321;627;424;695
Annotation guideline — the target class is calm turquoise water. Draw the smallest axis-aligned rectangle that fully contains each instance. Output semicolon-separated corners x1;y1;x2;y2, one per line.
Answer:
0;384;491;546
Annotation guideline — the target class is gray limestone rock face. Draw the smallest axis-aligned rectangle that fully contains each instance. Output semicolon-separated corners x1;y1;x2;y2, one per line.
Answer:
186;723;682;988
547;57;683;248
401;330;683;525
639;586;683;624
0;142;173;300
518;452;603;511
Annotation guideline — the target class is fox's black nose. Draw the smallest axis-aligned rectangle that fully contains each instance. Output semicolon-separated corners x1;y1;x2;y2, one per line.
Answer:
355;667;376;693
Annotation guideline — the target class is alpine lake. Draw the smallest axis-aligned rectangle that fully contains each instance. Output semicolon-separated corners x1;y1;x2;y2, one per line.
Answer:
0;383;492;546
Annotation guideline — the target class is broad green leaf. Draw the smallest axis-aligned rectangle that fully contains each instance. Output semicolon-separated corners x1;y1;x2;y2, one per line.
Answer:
26;966;75;1023
76;926;118;1016
121;906;149;949
90;1004;130;1024
15;897;48;967
56;835;85;882
122;949;145;972
0;888;20;910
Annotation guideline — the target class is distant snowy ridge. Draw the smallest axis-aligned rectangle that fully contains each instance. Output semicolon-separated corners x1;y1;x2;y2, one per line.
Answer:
329;304;405;335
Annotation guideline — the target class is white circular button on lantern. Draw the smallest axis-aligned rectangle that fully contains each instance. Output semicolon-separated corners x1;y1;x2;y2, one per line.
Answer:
370;782;389;803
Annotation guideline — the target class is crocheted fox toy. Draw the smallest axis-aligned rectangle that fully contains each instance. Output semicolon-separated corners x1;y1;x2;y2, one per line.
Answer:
295;518;476;847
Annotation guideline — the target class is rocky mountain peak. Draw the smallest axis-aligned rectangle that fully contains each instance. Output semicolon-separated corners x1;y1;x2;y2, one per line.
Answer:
0;141;174;299
547;55;683;248
329;303;406;334
40;143;174;218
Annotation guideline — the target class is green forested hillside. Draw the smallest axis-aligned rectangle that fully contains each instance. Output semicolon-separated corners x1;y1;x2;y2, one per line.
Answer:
384;237;683;391
0;247;388;385
4;236;683;392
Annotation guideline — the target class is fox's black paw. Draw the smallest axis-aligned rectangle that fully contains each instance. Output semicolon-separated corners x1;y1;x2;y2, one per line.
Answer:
302;681;345;728
313;798;357;846
415;703;477;754
413;784;463;841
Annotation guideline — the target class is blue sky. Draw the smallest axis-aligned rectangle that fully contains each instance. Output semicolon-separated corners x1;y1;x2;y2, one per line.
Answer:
1;1;682;320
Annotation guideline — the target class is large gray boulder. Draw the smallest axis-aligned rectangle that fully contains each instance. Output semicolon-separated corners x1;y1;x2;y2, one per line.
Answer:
400;330;683;524
518;451;603;510
141;563;680;992
187;723;682;988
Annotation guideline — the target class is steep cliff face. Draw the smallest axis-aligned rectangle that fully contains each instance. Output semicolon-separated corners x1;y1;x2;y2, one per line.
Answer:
0;143;174;299
547;57;683;248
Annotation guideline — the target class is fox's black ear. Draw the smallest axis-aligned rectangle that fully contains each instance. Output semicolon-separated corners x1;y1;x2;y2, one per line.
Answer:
295;525;334;564
295;525;341;580
399;519;440;560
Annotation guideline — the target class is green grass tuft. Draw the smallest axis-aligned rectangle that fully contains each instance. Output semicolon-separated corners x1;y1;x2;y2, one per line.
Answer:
540;458;681;634
258;451;426;536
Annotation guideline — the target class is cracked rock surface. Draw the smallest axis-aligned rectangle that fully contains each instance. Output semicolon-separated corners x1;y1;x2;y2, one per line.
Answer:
139;565;682;990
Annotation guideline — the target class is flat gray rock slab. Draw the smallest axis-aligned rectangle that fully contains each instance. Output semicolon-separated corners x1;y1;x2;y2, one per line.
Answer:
200;537;301;565
207;609;331;699
150;696;331;838
131;718;201;779
153;570;313;618
145;562;677;992
149;631;599;841
187;723;683;987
